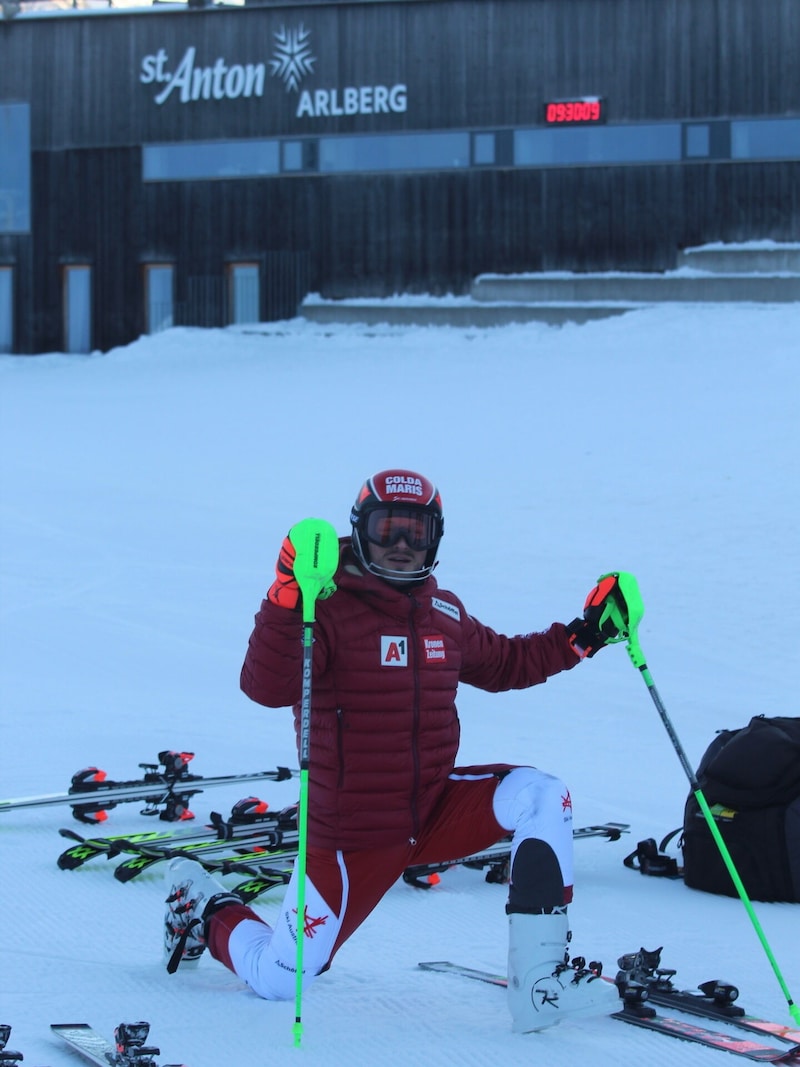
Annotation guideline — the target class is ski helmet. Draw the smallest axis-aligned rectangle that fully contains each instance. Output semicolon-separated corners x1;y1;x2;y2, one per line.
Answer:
350;469;444;583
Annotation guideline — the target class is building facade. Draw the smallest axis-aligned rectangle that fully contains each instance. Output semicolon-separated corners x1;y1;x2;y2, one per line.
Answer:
1;0;799;353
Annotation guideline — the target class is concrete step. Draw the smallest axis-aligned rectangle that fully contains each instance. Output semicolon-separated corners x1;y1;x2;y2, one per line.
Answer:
299;241;800;328
470;272;800;303
299;301;638;327
678;243;800;274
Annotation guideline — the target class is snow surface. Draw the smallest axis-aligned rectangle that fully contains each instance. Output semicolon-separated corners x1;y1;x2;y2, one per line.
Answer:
1;304;799;1067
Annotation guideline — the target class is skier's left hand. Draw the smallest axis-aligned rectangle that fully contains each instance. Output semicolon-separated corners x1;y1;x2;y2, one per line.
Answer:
566;574;627;658
266;520;339;611
266;534;303;610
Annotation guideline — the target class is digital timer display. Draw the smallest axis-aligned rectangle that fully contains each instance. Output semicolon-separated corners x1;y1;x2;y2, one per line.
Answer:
544;98;606;125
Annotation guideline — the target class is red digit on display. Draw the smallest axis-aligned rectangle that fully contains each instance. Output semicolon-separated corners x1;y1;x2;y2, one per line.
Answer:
545;98;603;124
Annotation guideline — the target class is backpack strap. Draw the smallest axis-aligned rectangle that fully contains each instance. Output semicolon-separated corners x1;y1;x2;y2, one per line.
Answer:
623;833;683;878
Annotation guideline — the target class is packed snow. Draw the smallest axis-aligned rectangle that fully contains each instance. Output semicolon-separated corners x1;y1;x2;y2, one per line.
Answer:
1;303;798;1066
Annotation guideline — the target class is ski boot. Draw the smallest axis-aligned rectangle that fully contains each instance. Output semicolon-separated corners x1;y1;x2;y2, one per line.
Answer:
164;857;241;972
507;910;620;1032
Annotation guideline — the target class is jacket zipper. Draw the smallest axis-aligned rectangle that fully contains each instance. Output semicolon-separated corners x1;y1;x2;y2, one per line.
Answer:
408;596;421;842
336;708;345;789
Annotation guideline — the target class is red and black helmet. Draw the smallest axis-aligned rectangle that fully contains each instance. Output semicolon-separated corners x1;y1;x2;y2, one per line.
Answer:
350;469;444;582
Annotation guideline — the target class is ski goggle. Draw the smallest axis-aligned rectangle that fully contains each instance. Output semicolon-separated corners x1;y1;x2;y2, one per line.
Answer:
362;507;442;551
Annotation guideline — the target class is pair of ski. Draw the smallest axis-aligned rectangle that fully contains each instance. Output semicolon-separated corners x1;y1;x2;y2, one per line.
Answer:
57;799;300;878
58;816;631;897
0;750;298;823
419;951;800;1063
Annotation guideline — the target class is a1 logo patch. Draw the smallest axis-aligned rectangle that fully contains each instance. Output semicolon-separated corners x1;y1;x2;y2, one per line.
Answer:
381;635;408;666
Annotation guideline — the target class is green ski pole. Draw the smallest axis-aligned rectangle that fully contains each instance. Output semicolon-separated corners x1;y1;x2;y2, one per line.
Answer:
287;518;340;1048
601;571;800;1026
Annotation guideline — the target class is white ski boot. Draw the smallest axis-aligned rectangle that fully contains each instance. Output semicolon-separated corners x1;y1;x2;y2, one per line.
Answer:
163;857;239;970
507;910;620;1032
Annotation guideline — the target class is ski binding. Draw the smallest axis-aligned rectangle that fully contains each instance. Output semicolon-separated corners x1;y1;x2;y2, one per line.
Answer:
51;1022;185;1067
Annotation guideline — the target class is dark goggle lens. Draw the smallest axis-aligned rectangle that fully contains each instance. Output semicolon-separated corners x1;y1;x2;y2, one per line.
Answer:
363;508;441;551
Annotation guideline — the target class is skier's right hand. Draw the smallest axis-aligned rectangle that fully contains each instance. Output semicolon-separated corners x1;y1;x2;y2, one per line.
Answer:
567;574;627;658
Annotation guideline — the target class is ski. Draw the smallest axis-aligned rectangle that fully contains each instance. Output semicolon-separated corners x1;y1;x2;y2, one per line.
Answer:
50;1022;185;1067
145;821;628;883
57;800;298;870
113;832;300;883
573;821;630;839
1;751;297;822
616;948;800;1048
402;822;630;888
230;871;294;903
419;959;506;986
417;961;800;1063
193;823;630;899
616;1011;800;1062
164;845;297;880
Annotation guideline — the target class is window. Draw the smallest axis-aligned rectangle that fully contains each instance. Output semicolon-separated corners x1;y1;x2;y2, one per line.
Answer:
141;115;800;186
0;103;31;234
145;264;174;333
281;140;318;173
684;124;711;158
228;263;260;324
63;266;92;354
472;133;496;166
514;123;682;167
731;118;800;160
143;139;281;181
0;267;12;353
282;141;304;172
318;131;471;173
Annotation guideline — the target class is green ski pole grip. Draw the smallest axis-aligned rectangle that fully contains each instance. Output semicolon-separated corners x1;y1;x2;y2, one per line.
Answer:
289;518;340;623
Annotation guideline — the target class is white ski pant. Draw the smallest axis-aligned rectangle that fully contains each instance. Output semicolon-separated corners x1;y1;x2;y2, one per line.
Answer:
207;765;574;1000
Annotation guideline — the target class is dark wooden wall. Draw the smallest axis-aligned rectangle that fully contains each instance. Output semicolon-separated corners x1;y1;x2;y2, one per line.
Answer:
1;0;799;352
5;0;800;144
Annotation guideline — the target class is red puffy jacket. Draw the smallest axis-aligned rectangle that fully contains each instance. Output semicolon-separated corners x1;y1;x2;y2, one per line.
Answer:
240;540;579;850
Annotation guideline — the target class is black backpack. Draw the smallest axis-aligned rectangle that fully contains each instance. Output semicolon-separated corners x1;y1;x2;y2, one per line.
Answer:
681;715;800;902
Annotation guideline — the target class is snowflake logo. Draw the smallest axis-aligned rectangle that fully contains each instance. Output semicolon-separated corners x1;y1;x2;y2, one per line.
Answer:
270;24;316;93
293;905;328;939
